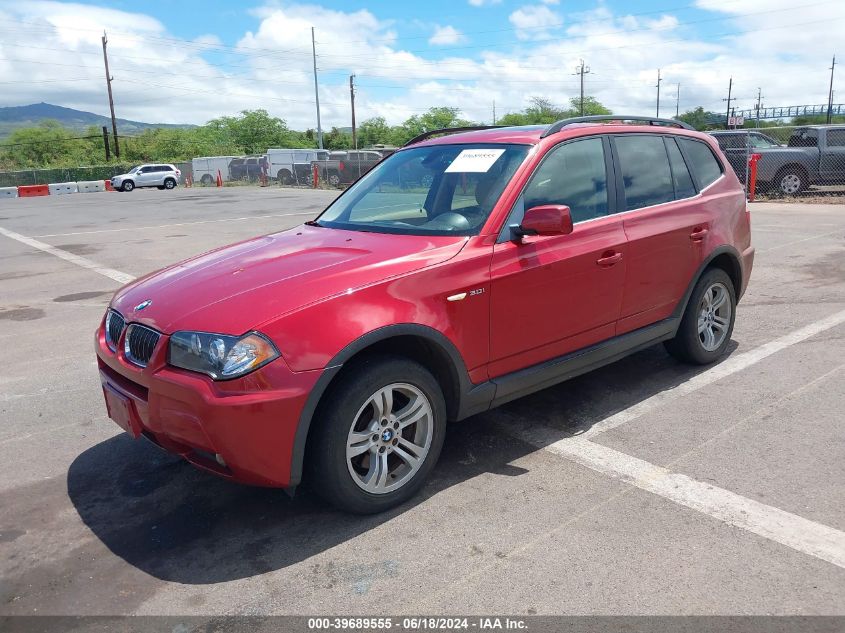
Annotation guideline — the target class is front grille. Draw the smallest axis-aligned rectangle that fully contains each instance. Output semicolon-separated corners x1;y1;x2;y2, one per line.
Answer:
104;309;125;351
124;324;161;367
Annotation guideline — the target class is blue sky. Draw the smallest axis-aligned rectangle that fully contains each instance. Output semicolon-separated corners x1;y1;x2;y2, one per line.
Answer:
0;1;840;128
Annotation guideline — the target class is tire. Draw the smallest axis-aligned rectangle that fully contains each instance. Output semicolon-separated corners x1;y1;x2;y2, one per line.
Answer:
306;355;447;514
277;170;293;185
664;268;736;365
328;173;341;186
164;178;176;190
774;166;808;195
200;174;213;185
121;180;134;192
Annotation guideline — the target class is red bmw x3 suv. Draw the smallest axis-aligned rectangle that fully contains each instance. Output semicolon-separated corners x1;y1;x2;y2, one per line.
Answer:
95;116;754;513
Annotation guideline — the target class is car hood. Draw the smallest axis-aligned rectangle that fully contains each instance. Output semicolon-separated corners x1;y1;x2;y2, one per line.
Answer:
111;225;467;334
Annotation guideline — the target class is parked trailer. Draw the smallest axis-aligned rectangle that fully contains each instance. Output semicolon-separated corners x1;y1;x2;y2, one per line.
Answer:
192;156;238;185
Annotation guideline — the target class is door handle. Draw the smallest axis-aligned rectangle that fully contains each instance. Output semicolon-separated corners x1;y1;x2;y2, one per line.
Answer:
596;251;623;267
690;227;709;241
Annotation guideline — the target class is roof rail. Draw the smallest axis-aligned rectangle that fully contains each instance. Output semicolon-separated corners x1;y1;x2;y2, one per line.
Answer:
403;125;505;147
541;115;693;138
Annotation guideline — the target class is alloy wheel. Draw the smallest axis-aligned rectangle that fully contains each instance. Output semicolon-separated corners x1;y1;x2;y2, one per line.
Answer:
780;173;801;195
346;383;433;494
697;282;731;352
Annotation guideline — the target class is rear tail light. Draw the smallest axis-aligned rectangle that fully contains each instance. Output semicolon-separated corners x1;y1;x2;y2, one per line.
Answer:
338;161;345;171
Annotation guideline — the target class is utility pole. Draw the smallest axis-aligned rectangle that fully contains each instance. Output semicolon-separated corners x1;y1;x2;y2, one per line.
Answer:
722;76;734;129
311;27;323;150
492;100;496;125
101;31;120;158
827;54;836;124
655;69;662;117
349;74;357;149
675;82;680;118
755;87;763;128
101;126;110;162
573;59;590;115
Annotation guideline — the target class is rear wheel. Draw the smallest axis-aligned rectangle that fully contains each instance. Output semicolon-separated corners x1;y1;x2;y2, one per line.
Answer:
328;172;341;186
200;174;213;185
277;169;293;185
307;356;446;514
664;268;736;365
121;180;134;192
775;166;808;195
164;178;176;190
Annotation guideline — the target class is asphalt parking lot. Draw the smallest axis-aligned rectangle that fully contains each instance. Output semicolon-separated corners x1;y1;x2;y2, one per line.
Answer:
0;186;843;616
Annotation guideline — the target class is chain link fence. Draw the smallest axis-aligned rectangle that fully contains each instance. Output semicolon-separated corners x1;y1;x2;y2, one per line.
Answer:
708;125;845;200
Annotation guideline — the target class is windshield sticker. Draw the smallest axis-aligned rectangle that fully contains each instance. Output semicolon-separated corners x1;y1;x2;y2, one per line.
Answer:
445;149;506;173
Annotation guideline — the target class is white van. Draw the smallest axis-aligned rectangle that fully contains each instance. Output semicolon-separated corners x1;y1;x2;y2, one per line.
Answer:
192;156;238;185
267;148;330;184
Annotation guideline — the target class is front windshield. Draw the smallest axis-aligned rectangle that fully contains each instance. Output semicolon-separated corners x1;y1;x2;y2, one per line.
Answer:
316;143;530;236
128;165;141;173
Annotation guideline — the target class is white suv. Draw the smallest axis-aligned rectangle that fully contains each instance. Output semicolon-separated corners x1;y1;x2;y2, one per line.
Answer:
111;164;181;192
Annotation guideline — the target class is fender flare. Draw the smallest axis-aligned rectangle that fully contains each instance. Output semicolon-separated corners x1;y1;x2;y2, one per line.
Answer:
672;245;743;323
288;323;488;487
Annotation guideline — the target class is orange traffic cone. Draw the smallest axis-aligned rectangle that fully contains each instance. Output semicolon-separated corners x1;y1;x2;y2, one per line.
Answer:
216;169;223;187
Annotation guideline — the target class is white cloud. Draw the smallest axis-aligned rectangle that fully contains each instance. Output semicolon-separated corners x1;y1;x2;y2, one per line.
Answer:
429;25;465;46
540;0;560;4
508;5;563;40
0;0;841;133
468;0;502;6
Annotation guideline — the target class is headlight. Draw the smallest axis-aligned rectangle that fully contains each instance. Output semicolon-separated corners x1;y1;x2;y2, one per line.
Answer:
168;331;280;380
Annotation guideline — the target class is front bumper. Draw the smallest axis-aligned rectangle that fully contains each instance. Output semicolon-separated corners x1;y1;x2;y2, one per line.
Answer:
94;319;321;487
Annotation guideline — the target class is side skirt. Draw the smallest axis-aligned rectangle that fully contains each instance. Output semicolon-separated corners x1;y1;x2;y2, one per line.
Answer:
462;317;679;415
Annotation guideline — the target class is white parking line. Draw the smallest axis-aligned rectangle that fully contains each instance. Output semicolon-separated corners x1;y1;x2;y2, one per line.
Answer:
0;226;135;284
31;211;317;238
503;423;845;569
579;307;845;439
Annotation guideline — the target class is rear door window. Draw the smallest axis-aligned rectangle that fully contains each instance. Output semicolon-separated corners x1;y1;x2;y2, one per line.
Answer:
614;135;674;210
677;138;723;189
827;130;845;146
666;137;697;199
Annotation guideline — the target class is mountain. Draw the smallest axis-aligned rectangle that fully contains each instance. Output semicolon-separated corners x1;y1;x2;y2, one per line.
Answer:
0;102;194;138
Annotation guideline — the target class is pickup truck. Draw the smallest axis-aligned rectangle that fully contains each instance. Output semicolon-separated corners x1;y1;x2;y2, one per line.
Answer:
710;126;845;195
313;150;383;186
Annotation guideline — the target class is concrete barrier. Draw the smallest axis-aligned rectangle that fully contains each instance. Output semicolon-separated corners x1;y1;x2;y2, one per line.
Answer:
48;182;78;195
18;184;50;197
0;186;18;198
77;180;106;193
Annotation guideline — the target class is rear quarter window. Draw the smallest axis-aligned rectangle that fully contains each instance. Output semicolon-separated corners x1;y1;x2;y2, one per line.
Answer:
677;138;723;189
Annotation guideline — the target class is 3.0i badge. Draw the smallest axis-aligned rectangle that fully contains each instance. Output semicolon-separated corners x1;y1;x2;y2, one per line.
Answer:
134;299;152;311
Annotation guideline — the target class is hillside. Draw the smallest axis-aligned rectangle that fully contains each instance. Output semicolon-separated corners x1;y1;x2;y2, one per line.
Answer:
0;102;194;138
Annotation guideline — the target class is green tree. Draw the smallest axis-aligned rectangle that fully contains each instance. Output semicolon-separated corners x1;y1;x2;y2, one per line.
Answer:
0;120;101;168
569;96;612;116
678;106;722;131
324;127;352;150
205;109;306;154
357;117;392;147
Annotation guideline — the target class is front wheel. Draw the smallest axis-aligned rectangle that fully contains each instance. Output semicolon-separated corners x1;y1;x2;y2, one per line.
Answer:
121;180;134;192
307;356;446;513
664;268;736;365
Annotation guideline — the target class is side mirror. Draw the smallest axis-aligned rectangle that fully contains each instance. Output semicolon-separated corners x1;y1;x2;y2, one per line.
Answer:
512;205;573;239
